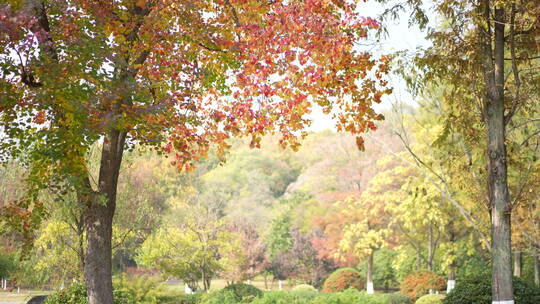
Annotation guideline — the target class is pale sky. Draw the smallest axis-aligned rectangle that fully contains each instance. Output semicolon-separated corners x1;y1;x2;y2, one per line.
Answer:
308;0;431;131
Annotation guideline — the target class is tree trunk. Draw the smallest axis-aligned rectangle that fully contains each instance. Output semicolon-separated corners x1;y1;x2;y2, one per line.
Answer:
447;266;456;293
428;222;434;272
416;250;422;270
84;131;126;304
513;251;522;277
366;251;374;294
84;203;114;304
446;221;457;293
480;1;514;303
534;254;539;286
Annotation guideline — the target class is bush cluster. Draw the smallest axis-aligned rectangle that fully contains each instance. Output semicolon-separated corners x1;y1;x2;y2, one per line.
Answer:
45;282;136;304
292;284;317;292
202;289;408;304
45;282;410;304
322;268;365;293
414;294;444;304
399;271;445;300
443;273;540;304
200;283;263;304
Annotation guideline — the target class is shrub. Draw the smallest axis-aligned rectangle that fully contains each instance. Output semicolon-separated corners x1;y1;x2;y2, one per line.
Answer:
113;274;166;304
221;289;409;304
377;293;411;304
174;293;202;304
45;282;135;304
443;273;540;304
400;270;445;300
292;284;317;292
223;283;263;301
251;290;318;304
200;283;263;304
415;294;444;304
322;268;365;293
199;290;239;304
313;289;409;304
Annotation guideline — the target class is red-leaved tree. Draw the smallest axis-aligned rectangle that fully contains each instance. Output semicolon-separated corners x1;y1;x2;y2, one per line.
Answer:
0;1;390;303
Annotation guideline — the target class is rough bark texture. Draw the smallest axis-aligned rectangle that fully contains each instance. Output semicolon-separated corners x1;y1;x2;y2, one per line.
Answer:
481;3;514;302
513;251;522;277
84;130;126;304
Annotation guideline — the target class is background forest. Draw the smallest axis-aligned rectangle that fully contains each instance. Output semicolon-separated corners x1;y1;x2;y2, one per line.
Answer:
2;94;540;303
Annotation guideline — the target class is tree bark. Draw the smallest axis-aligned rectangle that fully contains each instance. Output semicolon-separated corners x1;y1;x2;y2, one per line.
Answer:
481;2;514;302
427;222;434;272
534;253;540;286
446;223;457;293
416;250;422;270
84;130;126;304
513;251;522;277
366;251;374;294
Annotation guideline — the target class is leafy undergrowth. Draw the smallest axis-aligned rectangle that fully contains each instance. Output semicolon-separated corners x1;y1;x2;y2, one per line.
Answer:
195;288;409;304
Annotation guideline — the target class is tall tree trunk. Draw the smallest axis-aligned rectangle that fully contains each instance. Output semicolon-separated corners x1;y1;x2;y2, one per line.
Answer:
513;251;522;277
427;222;434;272
534;253;540;286
481;2;514;302
366;251;374;294
416;250;422;270
84;130;126;304
446;223;457;293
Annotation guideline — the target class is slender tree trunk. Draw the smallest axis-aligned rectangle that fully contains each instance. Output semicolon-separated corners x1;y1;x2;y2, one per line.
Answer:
481;3;513;302
428;222;434;272
513;251;522;277
84;130;126;304
416;249;422;270
366;251;374;294
534;253;539;286
446;221;457;293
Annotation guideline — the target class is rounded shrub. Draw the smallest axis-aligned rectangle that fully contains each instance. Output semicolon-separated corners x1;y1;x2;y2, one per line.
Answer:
292;284;317;292
415;294;444;304
443;273;540;304
221;283;263;302
45;282;136;304
400;270;445;301
322;267;365;293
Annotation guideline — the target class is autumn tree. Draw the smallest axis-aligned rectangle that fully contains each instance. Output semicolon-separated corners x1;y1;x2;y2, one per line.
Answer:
380;0;539;301
136;196;239;291
0;0;390;303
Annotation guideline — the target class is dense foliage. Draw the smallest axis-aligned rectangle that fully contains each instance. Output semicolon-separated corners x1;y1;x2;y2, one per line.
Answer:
414;294;444;304
443;273;540;304
399;271;445;300
292;284;317;292
196;289;409;304
44;283;135;304
322;268;365;293
0;1;539;302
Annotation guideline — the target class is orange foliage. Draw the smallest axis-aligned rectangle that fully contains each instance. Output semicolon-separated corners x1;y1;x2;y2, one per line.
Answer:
322;267;365;293
399;270;446;300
